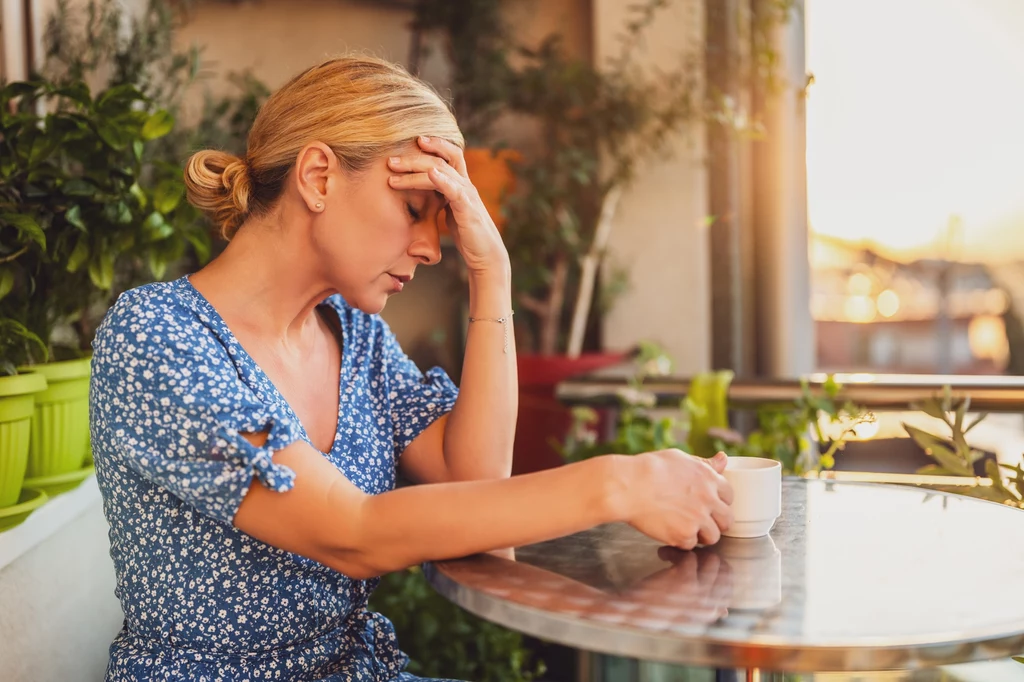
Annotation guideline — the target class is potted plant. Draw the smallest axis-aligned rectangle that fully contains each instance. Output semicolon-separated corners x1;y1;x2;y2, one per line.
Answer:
0;76;209;493
498;1;705;473
0;362;48;516
903;392;1024;509
369;566;544;681
559;343;874;478
407;0;519;230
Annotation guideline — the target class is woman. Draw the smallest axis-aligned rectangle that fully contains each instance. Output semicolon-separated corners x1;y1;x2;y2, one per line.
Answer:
89;55;733;681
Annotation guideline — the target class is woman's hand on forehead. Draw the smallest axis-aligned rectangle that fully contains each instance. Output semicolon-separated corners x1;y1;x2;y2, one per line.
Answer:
386;136;510;275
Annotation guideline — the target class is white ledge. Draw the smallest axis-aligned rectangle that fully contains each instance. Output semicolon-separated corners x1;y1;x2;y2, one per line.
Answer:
0;475;102;572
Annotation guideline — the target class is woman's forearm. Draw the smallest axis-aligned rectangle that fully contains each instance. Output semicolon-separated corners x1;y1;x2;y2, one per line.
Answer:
345;454;630;578
442;266;517;480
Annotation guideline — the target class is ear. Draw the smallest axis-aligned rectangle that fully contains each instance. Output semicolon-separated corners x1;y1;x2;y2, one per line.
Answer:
294;142;336;213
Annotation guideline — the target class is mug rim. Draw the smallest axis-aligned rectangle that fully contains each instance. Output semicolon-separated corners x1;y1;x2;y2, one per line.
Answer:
724;456;782;473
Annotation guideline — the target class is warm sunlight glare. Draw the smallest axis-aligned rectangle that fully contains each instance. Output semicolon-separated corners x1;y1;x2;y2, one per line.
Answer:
806;0;1024;262
876;289;900;318
844;295;876;323
968;314;1009;364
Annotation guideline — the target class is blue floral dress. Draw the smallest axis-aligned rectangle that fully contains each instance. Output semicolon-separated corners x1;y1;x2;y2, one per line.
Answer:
89;276;462;681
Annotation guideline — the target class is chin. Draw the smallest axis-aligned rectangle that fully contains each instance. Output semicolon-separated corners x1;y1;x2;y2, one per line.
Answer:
351;294;389;316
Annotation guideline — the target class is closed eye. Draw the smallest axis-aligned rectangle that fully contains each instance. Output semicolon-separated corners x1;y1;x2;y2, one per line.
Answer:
406;202;422;222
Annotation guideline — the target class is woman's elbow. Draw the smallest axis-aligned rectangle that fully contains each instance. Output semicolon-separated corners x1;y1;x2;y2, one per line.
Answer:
322;547;403;581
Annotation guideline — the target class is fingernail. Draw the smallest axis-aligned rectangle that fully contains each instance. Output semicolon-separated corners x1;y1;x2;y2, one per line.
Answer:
389;175;400;184
419;135;430;143
388;156;401;165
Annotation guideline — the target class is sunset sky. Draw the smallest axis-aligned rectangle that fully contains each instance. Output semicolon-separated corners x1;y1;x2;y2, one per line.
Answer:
806;0;1024;263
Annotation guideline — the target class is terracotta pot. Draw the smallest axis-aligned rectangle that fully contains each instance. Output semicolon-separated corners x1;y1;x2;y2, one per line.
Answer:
461;147;520;234
513;353;626;475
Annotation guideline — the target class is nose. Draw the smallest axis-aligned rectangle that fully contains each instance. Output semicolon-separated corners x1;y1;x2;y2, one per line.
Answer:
409;214;442;266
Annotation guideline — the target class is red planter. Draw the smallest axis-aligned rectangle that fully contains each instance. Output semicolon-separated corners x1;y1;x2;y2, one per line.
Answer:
513;353;626;475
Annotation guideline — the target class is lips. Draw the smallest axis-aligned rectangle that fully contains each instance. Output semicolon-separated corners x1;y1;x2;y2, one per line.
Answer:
388;273;411;292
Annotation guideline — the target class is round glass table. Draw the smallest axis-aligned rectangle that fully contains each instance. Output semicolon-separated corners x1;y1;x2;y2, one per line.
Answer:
425;479;1024;675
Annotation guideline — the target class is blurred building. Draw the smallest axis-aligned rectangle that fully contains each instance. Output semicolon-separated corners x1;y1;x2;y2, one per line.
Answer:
811;234;1013;373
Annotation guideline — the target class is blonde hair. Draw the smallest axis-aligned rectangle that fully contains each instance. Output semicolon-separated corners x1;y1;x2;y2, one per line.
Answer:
185;55;464;239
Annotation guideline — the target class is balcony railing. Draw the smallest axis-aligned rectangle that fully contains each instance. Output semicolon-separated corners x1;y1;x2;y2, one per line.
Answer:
556;367;1024;412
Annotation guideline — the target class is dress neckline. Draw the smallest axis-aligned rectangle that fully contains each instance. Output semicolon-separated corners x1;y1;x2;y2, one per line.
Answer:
177;275;347;457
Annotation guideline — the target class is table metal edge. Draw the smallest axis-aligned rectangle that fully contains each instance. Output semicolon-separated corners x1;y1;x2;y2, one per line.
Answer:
423;554;1024;673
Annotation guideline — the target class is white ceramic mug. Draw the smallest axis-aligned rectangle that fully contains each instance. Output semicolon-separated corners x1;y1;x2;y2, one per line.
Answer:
722;456;781;538
716;535;782;610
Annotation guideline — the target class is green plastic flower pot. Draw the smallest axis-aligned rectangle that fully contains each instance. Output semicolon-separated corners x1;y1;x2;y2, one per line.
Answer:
0;487;48;531
24;464;94;498
21;357;92;478
0;373;48;508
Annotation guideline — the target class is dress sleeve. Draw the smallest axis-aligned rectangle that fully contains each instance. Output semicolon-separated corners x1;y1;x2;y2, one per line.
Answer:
89;290;302;525
378;318;459;458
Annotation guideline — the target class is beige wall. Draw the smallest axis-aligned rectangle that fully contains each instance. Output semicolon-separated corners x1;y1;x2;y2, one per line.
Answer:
172;0;589;125
593;0;711;373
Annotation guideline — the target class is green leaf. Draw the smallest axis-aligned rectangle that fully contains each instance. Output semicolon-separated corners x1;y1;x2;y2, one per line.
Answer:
66;238;90;273
153;180;182;214
143;212;165;231
97;121;131;151
88;253;115;290
114;201;132;225
963;484;1015;504
96;84;144;111
147;252;167;280
52;81;91;106
984;459;1015;499
1;213;46;249
143;212;173;240
2;81;40;102
963;412;988;434
65;205;87;232
916;398;948;421
917;464;954;476
954;396;970;433
141;110;174;141
133;140;144;162
62;179;94;197
185;232;212;263
0;267;13;301
129;183;148;209
904;424;972;476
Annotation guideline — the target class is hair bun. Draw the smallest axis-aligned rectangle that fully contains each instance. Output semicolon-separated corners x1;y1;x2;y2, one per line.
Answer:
184;150;252;239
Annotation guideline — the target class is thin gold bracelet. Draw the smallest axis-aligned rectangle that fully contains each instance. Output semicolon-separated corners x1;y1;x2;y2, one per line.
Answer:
468;311;514;354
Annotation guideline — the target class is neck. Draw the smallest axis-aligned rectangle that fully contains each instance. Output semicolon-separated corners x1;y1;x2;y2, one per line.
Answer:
189;217;335;347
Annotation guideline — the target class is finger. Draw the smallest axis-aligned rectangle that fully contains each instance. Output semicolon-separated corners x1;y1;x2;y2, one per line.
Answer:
389;167;468;207
675;534;699;551
709;493;733;532
417;135;467;176
695;551;722;587
388;171;440;192
428;165;471;206
697;517;721;546
657;545;688;564
708;451;728;474
388;153;452;175
711;504;733;534
716;475;734;505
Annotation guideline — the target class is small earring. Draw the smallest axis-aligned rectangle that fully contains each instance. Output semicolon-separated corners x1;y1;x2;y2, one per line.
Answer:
315;202;323;210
